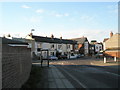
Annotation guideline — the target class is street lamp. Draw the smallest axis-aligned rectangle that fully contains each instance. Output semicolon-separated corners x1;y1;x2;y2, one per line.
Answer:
29;29;35;37
31;29;35;33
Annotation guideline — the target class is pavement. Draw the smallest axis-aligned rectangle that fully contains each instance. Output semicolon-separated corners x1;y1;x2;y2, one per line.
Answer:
32;63;75;88
47;65;74;88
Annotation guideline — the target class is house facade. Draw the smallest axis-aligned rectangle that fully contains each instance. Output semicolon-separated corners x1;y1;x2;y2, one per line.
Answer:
89;44;95;56
71;37;89;56
89;40;103;56
103;38;109;50
104;33;120;58
94;43;103;54
25;33;77;59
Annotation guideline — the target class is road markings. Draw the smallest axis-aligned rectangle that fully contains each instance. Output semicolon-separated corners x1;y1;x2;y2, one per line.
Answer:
59;67;87;88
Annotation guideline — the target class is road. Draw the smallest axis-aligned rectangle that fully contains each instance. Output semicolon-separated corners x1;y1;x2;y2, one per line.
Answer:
49;58;119;88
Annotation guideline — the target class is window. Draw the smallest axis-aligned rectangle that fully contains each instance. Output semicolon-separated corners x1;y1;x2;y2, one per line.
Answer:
75;45;78;49
96;46;98;49
28;43;32;48
51;52;54;56
67;45;70;49
37;48;41;51
51;44;54;48
99;46;102;49
58;45;62;49
68;45;70;48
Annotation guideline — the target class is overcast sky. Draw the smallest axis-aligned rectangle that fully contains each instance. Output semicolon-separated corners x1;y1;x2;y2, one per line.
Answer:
0;1;118;42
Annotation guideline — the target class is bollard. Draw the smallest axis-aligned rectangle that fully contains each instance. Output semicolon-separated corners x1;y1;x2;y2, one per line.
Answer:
104;57;107;63
114;57;117;62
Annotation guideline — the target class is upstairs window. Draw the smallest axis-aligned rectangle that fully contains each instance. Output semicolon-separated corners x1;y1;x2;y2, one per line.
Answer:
67;45;70;49
58;45;62;49
51;44;54;48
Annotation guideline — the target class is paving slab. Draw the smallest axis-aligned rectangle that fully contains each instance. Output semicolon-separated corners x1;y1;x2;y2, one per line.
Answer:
34;62;75;88
49;65;75;88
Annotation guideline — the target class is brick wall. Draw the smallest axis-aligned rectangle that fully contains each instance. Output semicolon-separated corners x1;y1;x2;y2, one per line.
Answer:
0;38;2;90
105;50;120;58
2;43;32;88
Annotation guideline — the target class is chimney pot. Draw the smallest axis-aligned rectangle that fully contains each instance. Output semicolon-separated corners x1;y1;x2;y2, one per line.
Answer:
51;34;54;38
60;36;62;39
110;31;113;38
29;33;33;37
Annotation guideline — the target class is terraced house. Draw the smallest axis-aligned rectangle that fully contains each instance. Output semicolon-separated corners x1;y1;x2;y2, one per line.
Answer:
26;33;77;59
103;32;120;58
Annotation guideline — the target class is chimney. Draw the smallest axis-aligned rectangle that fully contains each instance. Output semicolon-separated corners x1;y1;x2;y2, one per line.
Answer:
51;34;54;38
29;29;35;37
7;34;11;37
110;31;113;38
60;36;62;39
29;33;33;37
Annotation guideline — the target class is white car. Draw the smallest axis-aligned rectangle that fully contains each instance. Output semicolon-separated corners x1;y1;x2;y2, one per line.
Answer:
48;56;58;60
70;54;77;59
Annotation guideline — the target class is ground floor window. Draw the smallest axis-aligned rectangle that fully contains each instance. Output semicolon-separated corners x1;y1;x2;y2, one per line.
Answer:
50;52;54;56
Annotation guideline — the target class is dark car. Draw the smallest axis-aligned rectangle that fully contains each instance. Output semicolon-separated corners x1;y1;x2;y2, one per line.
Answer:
76;55;81;58
58;55;67;59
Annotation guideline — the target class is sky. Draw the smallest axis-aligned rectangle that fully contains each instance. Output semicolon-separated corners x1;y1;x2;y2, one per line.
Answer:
0;1;118;42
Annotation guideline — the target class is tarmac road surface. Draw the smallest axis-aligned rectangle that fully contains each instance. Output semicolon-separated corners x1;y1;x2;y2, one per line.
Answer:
50;58;119;88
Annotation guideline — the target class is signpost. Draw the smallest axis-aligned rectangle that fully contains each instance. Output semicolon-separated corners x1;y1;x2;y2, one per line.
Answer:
40;49;49;67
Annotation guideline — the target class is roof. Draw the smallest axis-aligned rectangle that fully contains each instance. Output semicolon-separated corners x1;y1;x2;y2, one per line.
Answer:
103;38;109;42
105;33;120;49
70;37;88;44
32;35;77;44
2;37;28;45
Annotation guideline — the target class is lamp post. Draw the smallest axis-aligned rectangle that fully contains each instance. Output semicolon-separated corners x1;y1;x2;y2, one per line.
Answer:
31;29;35;33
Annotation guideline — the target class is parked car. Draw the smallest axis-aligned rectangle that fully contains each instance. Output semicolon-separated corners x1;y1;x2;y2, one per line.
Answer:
58;55;67;59
70;54;77;59
48;56;58;60
76;54;81;58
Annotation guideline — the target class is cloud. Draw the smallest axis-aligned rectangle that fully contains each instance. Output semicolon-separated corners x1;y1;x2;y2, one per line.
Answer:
79;15;98;26
53;28;113;42
55;14;63;17
55;13;69;17
23;16;43;23
50;11;69;17
21;5;31;8
107;4;118;14
64;13;69;16
36;9;44;13
80;15;94;22
0;32;27;38
29;17;43;23
69;17;76;22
